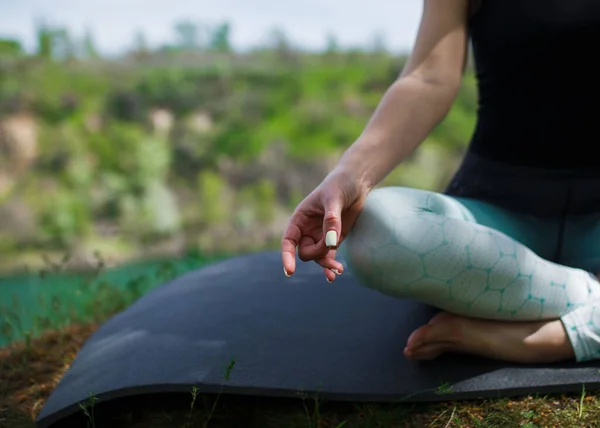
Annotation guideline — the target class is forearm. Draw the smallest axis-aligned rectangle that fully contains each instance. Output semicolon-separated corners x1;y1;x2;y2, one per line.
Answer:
337;75;459;190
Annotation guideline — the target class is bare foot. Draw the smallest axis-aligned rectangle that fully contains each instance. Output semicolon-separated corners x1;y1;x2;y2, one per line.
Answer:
404;312;575;363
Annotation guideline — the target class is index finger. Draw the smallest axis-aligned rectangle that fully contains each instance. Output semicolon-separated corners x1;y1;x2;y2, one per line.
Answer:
281;222;301;276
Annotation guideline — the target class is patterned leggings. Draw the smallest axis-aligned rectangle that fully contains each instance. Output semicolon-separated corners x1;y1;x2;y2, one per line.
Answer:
342;186;600;362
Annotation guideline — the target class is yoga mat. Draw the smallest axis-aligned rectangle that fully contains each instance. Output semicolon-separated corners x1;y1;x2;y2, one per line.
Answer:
37;251;600;428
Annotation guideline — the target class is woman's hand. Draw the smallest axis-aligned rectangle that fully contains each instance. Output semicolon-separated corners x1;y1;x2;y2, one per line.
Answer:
281;168;371;282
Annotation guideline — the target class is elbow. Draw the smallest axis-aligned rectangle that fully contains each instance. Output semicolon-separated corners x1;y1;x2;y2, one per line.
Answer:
401;70;462;98
394;72;462;111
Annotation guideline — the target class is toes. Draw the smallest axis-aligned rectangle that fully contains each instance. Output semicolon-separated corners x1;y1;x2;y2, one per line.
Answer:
404;313;463;360
406;322;453;350
406;325;432;349
404;342;454;360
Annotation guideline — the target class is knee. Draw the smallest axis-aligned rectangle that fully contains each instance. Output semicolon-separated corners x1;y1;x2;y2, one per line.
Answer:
346;186;437;242
341;186;438;282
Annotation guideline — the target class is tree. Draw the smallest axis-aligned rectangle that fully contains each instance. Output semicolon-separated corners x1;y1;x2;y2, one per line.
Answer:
82;28;99;58
209;22;231;52
132;30;150;58
268;27;290;52
35;21;53;59
34;21;76;61
52;28;77;61
369;31;388;54
324;32;339;56
264;27;297;62
174;20;200;50
0;39;22;58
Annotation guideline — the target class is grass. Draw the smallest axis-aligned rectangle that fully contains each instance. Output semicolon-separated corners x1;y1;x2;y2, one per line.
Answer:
0;253;197;347
2;257;600;427
2;322;600;428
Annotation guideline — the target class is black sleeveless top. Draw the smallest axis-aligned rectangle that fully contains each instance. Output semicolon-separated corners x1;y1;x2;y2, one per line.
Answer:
467;0;600;171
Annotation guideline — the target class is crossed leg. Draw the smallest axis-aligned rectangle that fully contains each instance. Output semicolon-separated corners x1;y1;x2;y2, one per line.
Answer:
341;187;600;363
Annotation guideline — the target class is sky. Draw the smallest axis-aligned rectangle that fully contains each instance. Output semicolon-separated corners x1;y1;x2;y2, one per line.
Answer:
1;0;423;55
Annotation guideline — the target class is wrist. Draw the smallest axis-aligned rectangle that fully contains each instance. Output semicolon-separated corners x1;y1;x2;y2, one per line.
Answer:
335;136;391;191
333;156;378;194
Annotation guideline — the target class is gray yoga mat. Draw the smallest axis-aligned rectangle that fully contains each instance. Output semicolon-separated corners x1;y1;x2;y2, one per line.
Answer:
37;251;600;428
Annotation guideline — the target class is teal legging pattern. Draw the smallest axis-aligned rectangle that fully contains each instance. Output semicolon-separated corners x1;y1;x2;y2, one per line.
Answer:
341;187;600;362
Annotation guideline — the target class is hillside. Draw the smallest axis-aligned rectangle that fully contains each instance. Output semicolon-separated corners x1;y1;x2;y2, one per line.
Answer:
0;31;478;273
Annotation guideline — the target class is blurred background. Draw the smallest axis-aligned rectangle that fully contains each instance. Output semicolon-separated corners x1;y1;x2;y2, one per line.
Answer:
0;1;476;344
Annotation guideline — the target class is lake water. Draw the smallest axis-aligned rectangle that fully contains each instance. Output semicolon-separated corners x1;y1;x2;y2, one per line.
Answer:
0;253;226;346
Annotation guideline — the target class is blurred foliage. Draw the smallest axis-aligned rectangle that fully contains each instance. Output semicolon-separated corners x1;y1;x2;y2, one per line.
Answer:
0;22;477;270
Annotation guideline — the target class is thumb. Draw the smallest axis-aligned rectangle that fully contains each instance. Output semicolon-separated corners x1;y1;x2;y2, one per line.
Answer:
322;195;344;248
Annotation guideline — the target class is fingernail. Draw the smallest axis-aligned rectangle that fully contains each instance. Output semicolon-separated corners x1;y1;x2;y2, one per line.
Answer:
326;277;333;283
325;230;338;247
284;267;291;277
331;269;341;275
